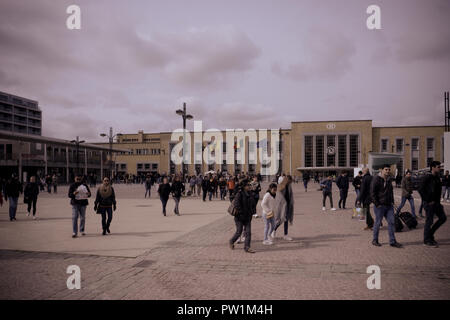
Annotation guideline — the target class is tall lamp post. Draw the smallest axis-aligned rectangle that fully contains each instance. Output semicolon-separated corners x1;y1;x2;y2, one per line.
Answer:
176;103;193;180
100;127;122;179
70;136;85;176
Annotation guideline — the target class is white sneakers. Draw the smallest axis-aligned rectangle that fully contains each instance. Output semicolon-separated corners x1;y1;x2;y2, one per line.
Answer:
253;214;259;218
270;230;276;239
32;216;36;220
322;207;326;211
262;240;273;245
331;208;337;211
283;235;293;241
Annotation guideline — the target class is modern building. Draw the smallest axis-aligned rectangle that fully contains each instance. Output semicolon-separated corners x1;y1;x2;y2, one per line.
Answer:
95;120;444;178
0;91;42;135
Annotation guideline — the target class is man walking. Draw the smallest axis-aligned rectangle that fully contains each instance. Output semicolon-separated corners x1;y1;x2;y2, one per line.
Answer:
336;171;349;209
357;168;374;230
302;171;310;192
396;170;416;218
419;161;447;247
441;170;450;202
370;164;402;248
24;176;39;219
68;174;91;238
353;171;363;207
320;175;336;211
5;174;23;221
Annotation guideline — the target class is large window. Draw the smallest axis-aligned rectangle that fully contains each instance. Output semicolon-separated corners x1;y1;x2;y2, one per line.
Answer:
411;138;419;151
349;135;359;167
427;138;434;151
326;135;336;167
396;138;404;153
315;136;324;167
381;139;388;152
412;159;419;171
338;135;347;167
304;136;313;167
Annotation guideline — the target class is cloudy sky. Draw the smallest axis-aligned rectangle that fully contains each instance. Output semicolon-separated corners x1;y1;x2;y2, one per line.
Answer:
0;0;449;141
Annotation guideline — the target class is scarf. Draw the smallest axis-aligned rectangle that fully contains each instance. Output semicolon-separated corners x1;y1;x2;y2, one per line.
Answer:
99;184;112;199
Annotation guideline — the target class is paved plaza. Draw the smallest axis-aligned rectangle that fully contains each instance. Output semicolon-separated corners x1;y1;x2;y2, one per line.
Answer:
0;182;449;300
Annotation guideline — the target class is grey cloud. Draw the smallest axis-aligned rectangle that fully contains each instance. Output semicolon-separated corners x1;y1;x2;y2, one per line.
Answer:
272;27;356;82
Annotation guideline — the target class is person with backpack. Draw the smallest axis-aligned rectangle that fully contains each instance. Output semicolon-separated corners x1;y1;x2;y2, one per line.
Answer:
357;168;374;230
320;175;336;211
336;171;349;210
157;177;171;216
171;175;185;216
370;164;402;248
261;183;277;245
419;161;447;247
229;179;256;253
24;176;39;219
94;177;116;235
396;170;416;218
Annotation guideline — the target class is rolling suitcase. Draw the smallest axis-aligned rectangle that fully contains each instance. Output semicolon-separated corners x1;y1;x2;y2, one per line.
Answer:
399;211;418;229
394;213;404;232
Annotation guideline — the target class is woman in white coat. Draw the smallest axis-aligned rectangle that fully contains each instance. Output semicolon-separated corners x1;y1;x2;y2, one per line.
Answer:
261;183;277;245
272;176;294;241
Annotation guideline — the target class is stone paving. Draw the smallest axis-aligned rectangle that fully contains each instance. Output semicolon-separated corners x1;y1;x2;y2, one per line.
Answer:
0;182;449;300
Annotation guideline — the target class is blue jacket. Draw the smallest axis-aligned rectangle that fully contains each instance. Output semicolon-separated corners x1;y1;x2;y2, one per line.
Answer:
320;179;333;193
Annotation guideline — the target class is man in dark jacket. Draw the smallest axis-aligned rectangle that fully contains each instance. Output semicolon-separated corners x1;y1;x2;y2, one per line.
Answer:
336;171;350;209
68;174;91;238
24;176;39;219
419;161;447;247
370;164;402;248
229;180;256;253
201;175;210;202
396;170;416;218
157;177;171;216
357;168;374;230
320;175;336;211
5;174;23;221
171;175;185;216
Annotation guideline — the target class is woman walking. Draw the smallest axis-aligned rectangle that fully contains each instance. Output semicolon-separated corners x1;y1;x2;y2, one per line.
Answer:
229;180;256;253
261;183;277;245
24;176;39;219
94;177;116;235
158;177;171;216
171;175;185;216
272;176;295;241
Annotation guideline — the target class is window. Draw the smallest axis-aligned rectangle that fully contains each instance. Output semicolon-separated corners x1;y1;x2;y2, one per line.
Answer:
412;159;418;171
137;163;143;170
304;136;313;167
381;139;388;152
349;135;359;167
396;138;403;153
427;138;434;151
411;138;419;151
427;157;434;167
120;164;127;170
152;164;158;170
338;135;347;167
315;136;324;167
144;163;150;170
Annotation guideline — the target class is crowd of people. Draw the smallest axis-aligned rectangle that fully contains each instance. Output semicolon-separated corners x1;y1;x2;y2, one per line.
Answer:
0;161;447;252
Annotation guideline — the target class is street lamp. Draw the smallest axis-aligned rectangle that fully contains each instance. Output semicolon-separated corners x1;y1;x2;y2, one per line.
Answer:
100;127;122;179
70;136;85;176
175;102;193;179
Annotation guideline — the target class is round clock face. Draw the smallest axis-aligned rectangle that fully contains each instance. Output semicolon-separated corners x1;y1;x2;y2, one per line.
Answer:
327;146;336;155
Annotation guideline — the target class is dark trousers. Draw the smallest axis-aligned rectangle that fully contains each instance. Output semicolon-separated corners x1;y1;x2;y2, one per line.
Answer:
202;189;207;201
220;188;227;200
323;191;333;207
100;207;113;231
53;184;57;193
364;203;374;228
47;185;51;193
275;220;289;235
423;203;447;243
27;198;37;216
230;218;252;250
208;191;213;201
339;189;348;208
160;197;168;214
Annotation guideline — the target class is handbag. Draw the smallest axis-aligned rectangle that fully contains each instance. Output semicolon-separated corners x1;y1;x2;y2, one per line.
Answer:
266;210;274;219
227;195;240;216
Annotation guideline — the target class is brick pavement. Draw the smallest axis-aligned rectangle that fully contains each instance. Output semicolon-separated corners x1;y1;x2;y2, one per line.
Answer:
0;182;449;299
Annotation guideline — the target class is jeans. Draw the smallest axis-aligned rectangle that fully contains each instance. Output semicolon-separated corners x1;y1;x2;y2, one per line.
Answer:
173;196;180;214
230;218;252;250
373;205;396;244
303;180;308;190
72;204;86;235
47;185;51;193
27;198;37;216
442;187;450;199
396;196;416;217
338;189;348;208
423;203;447;243
220;188;227;200
145;187;151;198
355;189;360;206
99;207;113;231
208;191;213;201
160;197;168;214
197;185;202;196
322;191;333;208
263;215;275;241
8;197;18;220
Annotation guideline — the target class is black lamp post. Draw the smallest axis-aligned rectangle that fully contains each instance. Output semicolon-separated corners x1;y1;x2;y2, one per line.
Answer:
100;127;122;179
176;103;193;179
70;136;85;176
